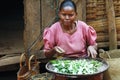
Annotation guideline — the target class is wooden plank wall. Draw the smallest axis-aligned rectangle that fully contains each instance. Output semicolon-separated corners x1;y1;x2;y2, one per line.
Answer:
24;0;41;53
86;0;120;50
106;0;117;49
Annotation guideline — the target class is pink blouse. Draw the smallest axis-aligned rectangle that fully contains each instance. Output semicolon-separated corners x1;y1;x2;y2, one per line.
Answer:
43;20;97;57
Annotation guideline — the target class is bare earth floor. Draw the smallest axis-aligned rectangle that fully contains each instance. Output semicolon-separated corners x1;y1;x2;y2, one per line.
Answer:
0;30;24;55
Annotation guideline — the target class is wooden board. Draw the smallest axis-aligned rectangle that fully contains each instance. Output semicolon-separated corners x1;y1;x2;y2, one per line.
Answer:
23;0;41;52
0;54;21;67
106;0;117;49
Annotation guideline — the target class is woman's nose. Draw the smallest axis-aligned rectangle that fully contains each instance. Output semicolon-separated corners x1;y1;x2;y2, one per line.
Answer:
65;15;69;19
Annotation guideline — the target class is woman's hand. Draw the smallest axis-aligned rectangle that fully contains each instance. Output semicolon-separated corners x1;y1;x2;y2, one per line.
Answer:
54;46;65;56
45;46;65;58
87;45;98;58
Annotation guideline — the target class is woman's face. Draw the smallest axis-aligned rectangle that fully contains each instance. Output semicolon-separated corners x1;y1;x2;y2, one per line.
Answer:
59;6;77;26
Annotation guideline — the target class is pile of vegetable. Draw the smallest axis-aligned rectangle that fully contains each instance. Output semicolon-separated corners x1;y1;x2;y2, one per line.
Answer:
50;59;102;75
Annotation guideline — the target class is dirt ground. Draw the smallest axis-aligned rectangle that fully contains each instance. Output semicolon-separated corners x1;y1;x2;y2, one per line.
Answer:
0;30;24;55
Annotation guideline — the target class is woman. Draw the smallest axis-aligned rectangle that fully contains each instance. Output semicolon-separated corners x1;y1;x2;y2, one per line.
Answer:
43;0;97;59
43;0;102;80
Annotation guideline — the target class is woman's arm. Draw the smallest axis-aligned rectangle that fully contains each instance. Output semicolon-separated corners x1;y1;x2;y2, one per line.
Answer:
44;46;65;58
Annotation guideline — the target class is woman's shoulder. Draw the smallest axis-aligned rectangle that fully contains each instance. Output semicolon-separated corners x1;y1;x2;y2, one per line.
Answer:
76;20;89;29
76;20;88;26
50;21;60;29
76;20;96;32
44;21;61;33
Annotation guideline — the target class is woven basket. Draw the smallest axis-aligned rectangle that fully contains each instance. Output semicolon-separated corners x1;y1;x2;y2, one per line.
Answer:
99;49;120;80
17;53;40;80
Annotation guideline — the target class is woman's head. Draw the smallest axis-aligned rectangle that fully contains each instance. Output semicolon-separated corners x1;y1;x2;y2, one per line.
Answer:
59;0;77;13
58;0;77;26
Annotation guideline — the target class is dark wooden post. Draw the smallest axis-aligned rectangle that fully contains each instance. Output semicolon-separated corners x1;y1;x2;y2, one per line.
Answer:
106;0;117;49
41;0;56;27
23;0;40;52
76;0;86;22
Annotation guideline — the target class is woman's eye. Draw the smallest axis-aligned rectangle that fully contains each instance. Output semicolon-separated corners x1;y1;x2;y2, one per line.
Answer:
69;14;74;17
62;14;66;16
61;14;74;17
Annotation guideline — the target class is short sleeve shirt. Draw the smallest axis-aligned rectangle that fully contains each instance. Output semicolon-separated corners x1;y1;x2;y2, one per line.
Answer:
43;20;97;57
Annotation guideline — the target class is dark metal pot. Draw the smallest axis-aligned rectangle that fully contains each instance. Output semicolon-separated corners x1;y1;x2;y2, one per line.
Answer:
46;57;109;78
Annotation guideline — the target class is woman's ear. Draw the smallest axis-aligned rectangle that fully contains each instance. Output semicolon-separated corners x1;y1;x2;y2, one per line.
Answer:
58;11;60;17
75;12;78;16
75;12;77;19
58;11;61;17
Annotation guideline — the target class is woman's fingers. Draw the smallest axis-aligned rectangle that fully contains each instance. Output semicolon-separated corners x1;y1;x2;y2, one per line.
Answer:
87;49;90;57
87;46;97;58
91;50;97;58
54;46;65;53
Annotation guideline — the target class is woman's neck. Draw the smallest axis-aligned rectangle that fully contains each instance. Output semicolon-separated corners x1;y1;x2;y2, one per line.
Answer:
61;22;77;34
